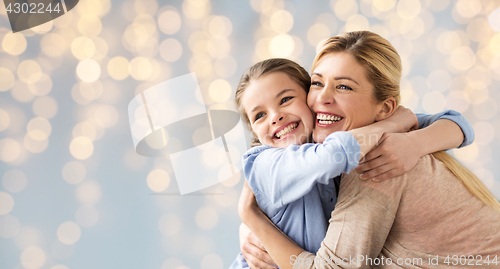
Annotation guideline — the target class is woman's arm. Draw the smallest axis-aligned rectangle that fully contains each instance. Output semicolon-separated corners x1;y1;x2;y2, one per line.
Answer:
355;110;474;181
246;106;417;207
240;172;403;269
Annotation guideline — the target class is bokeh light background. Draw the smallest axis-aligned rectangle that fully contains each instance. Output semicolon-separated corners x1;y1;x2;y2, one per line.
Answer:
1;0;500;268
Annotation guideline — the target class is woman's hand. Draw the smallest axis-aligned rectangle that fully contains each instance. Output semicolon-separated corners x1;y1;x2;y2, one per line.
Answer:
355;132;423;181
239;223;278;269
382;106;418;133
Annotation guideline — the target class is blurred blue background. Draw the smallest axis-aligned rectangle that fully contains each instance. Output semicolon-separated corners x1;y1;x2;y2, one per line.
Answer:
1;0;500;268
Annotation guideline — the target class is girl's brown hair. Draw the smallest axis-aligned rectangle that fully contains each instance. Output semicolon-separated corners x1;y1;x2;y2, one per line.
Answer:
235;58;311;146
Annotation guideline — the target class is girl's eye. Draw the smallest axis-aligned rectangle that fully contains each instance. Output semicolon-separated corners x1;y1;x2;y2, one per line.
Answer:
255;112;266;121
280;96;293;105
311;81;323;87
337;84;353;91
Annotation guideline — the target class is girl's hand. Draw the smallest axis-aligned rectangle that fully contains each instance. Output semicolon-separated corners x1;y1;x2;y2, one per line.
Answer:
355;132;423;181
383;106;418;133
239;223;278;269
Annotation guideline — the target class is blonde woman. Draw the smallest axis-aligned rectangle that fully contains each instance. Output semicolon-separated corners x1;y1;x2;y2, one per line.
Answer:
238;31;500;268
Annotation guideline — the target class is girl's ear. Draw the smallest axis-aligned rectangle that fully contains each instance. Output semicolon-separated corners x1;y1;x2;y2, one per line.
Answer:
375;97;397;121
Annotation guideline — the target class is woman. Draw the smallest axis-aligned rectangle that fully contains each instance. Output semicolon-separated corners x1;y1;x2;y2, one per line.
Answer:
238;31;500;268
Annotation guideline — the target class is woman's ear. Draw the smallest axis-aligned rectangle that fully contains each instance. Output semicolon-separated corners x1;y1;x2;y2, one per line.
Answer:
375;97;397;121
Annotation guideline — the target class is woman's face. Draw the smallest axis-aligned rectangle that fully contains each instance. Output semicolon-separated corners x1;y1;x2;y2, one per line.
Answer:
308;52;383;143
242;72;314;148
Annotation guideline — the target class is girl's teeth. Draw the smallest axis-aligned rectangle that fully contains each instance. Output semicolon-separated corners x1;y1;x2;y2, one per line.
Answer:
276;123;298;139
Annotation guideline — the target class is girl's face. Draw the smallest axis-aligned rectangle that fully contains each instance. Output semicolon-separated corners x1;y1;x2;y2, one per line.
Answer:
242;72;314;148
308;52;384;143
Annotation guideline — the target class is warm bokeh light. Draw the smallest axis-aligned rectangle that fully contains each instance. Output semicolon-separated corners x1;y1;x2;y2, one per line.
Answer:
213;56;237;78
269;34;294;57
129;57;153;80
71;36;96;60
200;254;224;269
94;105;119;128
270;10;293;33
107;56;130;80
72;121;98;141
396;0;421;19
24;134;49;153
76;59;101;83
0;67;15;92
0;215;20;238
27;117;52;141
450;46;476;71
32;96;58;119
453;142;479;163
0;138;21;163
57;221;82;245
78;15;102;37
75;180;102;204
147;169;170;192
307;23;331;47
0;108;10;132
75;205;99;228
488;7;500;31
455;0;482;19
345;14;370;32
159;38;183;62
69;136;94;160
28;73;53;96
11;80;35;103
333;0;359;21
20;246;46;269
158;213;181;236
2;32;27;55
62;161;86;185
208;79;231;102
473;121;495;146
158;9;182;34
0;192;14;215
17;60;43;84
195;206;218;230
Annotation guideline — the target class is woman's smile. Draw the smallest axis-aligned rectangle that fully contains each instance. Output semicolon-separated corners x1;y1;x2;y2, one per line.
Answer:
315;112;344;127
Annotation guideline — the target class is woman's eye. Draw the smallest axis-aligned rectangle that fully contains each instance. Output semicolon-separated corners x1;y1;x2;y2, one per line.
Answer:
255;112;265;121
337;85;353;91
311;81;323;87
280;96;293;104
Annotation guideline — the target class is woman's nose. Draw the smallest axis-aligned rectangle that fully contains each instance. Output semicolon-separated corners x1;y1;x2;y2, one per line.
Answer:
317;87;334;105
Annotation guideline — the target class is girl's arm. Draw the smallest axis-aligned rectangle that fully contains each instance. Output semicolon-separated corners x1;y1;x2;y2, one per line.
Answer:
355;110;474;181
246;107;416;208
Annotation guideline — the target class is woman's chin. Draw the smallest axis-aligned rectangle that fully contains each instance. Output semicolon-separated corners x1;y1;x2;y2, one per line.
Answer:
313;125;344;142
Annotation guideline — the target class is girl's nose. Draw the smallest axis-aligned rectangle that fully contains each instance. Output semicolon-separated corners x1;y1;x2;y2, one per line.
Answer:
271;112;285;125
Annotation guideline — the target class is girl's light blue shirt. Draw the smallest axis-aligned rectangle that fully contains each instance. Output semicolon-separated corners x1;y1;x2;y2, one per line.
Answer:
229;110;474;269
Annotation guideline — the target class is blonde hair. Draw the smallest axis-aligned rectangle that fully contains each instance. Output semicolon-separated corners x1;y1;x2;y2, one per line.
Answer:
235;58;311;146
313;31;401;105
316;31;500;211
432;151;500;211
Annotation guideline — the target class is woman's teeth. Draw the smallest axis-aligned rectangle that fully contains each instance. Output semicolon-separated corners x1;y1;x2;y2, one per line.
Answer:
275;122;298;139
317;113;343;125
